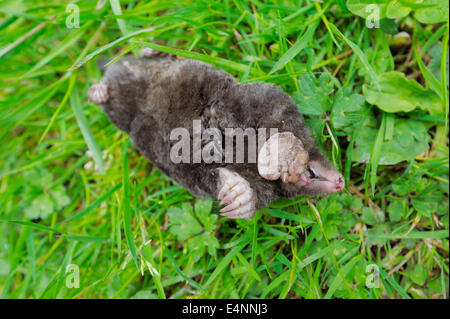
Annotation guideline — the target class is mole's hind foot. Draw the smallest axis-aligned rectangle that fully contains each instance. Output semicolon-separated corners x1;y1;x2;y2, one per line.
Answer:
141;48;172;58
258;132;309;183
217;168;255;220
88;82;109;104
141;48;163;58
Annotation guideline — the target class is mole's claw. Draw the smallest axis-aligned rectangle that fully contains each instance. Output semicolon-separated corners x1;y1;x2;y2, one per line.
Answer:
219;191;236;205
220;202;255;220
217;168;256;220
257;132;309;184
89;82;109;104
217;170;239;200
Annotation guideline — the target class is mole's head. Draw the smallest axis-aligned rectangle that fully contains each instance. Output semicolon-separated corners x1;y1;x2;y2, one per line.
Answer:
278;146;345;198
259;131;345;197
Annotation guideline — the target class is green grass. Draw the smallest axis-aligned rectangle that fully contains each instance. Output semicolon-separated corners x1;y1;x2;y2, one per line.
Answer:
0;0;448;299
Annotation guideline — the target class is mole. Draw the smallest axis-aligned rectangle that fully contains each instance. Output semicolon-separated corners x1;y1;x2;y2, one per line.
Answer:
88;48;345;220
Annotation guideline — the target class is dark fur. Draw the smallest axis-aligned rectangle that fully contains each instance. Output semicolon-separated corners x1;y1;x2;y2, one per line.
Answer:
98;54;336;209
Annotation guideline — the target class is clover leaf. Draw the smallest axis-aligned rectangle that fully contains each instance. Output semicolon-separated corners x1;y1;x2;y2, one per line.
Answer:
168;199;219;261
330;87;366;130
22;167;71;220
346;0;449;24
24;193;54;220
293;73;334;115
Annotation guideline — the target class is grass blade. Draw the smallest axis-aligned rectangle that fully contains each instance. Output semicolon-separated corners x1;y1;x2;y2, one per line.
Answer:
269;20;319;74
23;21;93;77
122;139;138;268
70;83;105;174
136;41;252;74
204;240;248;288
379;268;411;299
329;23;380;91
370;112;386;196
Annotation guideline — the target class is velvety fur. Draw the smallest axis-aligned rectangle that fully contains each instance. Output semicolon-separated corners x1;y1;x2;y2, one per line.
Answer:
98;54;337;209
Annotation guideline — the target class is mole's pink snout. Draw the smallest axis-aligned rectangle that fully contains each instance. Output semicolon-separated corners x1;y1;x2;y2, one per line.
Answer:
334;175;345;192
299;160;345;194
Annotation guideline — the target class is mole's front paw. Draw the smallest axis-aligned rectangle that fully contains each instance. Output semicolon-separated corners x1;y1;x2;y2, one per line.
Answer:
88;82;109;104
257;132;309;183
217;168;255;220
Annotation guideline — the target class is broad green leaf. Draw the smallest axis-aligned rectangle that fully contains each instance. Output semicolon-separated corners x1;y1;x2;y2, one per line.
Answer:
414;0;449;24
346;0;389;19
379;18;399;34
411;264;427;286
387;200;405;222
386;1;411;19
330;88;365;129
353;118;429;165
411;198;435;217
363;71;444;115
346;0;449;24
361;207;378;225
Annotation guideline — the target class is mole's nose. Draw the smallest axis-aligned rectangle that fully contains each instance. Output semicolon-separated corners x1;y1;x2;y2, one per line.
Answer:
335;175;345;191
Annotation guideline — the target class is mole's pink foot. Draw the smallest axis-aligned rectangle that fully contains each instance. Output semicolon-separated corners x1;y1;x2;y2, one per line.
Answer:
88;82;109;104
217;168;255;220
257;132;309;183
141;48;162;58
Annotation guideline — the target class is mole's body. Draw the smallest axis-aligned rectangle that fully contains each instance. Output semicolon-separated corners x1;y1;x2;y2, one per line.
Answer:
89;49;344;220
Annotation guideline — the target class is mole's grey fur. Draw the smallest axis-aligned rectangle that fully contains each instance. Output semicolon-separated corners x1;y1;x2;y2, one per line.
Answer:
92;52;341;211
